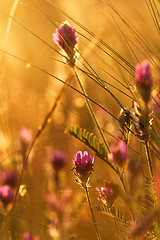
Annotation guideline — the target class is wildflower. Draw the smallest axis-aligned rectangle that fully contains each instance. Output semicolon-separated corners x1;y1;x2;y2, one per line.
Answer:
23;233;32;240
51;150;67;171
45;189;72;212
45;194;59;212
72;151;94;187
19;127;33;158
135;60;153;103
108;140;129;168
53;21;78;66
20;127;33;145
0;185;14;206
96;180;118;207
0;170;17;187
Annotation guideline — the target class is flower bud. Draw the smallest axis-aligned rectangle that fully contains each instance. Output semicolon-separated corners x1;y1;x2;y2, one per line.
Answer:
23;233;32;240
108;140;129;168
50;150;67;171
135;60;153;103
96;180;118;207
53;21;78;66
0;185;14;206
0;170;17;187
72;151;94;187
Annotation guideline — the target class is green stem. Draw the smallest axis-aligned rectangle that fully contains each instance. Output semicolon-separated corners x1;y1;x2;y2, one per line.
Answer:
73;68;136;222
84;186;101;240
145;141;153;178
120;175;135;222
73;68;110;153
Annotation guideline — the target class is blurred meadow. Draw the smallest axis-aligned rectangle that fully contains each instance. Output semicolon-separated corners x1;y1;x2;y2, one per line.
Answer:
0;0;160;239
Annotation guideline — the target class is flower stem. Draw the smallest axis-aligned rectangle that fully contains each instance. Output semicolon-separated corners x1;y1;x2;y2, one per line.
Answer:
84;186;101;240
120;175;135;222
73;68;110;153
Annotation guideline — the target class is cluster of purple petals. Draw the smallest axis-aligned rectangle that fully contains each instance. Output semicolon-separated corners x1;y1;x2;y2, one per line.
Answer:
72;151;94;178
0;170;17;187
109;140;129;168
0;185;14;205
23;232;40;240
96;181;118;207
51;150;67;171
135;60;153;102
53;22;77;53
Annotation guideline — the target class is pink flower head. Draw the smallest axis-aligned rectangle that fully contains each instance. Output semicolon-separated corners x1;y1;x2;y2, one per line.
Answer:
20;128;33;145
0;185;14;206
0;170;17;187
72;151;94;186
45;194;59;212
53;21;78;66
23;233;32;240
96;180;118;207
135;60;153;102
51;150;67;171
108;140;129;168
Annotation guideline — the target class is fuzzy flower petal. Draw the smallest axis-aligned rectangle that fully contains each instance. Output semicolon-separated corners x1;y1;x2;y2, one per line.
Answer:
96;180;118;207
135;60;153;102
53;21;78;66
72;151;94;187
108;140;129;168
0;185;14;206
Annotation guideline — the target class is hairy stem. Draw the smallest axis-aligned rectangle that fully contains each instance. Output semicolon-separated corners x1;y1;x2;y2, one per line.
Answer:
84;186;101;240
73;67;110;153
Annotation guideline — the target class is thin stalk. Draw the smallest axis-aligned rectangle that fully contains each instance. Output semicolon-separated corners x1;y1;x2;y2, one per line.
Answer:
0;74;73;234
120;175;135;222
73;68;110;153
73;67;136;222
145;141;153;178
84;186;101;240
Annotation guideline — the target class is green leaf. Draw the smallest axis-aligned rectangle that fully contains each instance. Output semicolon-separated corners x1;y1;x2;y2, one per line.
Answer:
141;177;155;214
96;204;128;227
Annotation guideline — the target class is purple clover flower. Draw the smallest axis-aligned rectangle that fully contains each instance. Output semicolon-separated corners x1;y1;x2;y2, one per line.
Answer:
72;151;94;187
96;180;118;207
0;185;14;206
23;233;40;240
51;150;67;171
23;233;32;240
0;170;17;187
135;60;153;103
108;140;129;168
53;21;78;66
